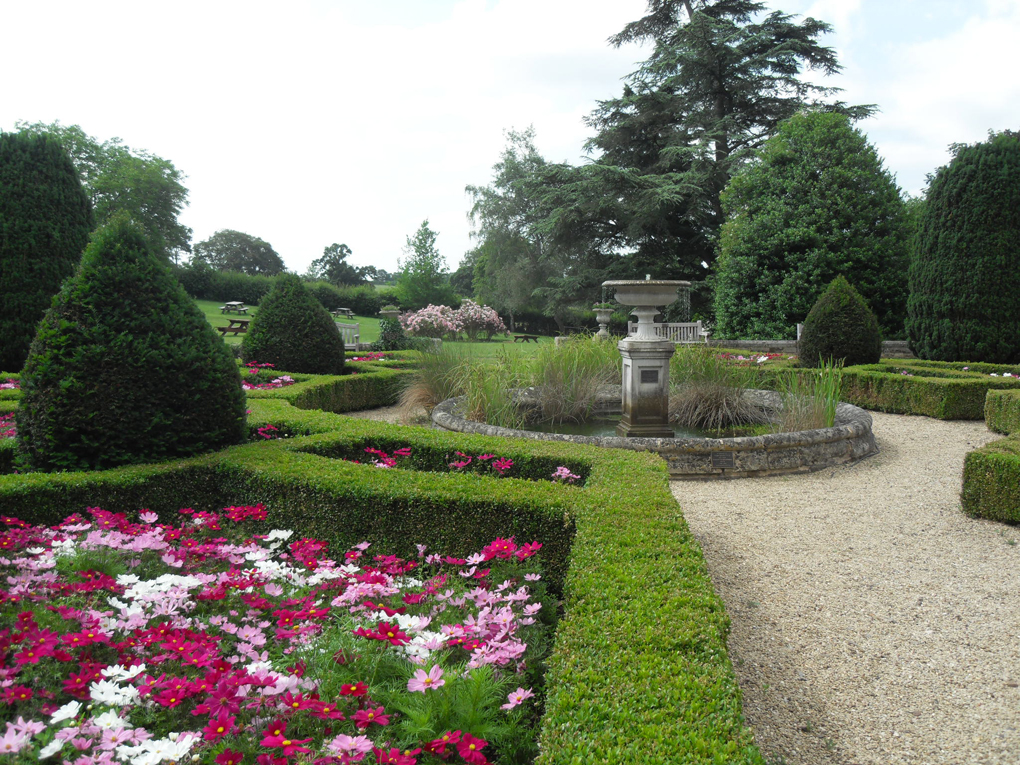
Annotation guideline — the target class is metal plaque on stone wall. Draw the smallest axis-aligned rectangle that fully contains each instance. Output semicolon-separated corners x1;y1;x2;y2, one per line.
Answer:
711;451;735;469
640;369;658;384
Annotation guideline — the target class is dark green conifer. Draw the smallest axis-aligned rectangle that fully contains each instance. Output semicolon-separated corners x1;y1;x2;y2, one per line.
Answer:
906;130;1020;363
0;132;94;371
241;273;345;374
799;275;882;367
16;216;246;471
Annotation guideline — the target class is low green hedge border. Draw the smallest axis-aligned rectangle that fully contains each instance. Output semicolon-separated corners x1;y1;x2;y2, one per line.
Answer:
962;436;1020;524
751;360;1020;420
960;389;1020;525
0;393;763;763
985;389;1020;436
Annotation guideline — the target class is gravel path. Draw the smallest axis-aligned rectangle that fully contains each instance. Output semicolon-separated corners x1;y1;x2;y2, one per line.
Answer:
672;413;1020;765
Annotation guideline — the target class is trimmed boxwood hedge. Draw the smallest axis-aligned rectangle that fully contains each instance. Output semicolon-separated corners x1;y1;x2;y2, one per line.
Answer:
750;360;1020;420
0;365;765;763
961;389;1020;525
986;389;1020;436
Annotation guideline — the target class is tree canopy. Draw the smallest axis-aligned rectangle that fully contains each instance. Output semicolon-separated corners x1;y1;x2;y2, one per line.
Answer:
307;243;372;286
712;111;910;339
192;229;286;276
15;121;192;261
566;0;874;279
395;220;457;309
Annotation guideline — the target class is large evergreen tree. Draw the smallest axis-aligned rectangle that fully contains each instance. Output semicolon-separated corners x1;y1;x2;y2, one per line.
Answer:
906;130;1020;363
0;132;94;372
539;0;873;282
712;111;910;339
16;216;246;471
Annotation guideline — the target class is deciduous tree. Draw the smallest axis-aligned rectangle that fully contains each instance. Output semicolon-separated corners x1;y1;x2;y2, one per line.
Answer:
192;229;285;276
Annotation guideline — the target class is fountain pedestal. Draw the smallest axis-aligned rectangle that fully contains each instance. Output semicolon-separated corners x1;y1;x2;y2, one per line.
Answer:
603;280;688;439
617;336;675;437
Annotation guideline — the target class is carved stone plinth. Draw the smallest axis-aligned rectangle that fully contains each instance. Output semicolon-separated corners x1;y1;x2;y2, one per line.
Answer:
617;336;675;438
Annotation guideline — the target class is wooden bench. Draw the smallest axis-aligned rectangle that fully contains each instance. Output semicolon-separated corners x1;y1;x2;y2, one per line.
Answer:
217;318;250;336
335;322;360;350
513;334;540;343
627;321;709;344
220;302;248;314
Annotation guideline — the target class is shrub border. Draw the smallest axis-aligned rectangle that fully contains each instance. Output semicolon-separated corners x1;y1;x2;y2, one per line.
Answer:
961;389;1020;524
0;370;765;764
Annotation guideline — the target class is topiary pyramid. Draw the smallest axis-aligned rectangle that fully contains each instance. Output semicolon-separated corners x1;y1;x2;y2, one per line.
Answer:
798;275;882;368
241;273;345;374
16;216;247;471
0;131;94;372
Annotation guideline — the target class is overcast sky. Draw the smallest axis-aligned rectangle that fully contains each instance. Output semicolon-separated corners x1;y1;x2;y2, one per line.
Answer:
2;0;1018;276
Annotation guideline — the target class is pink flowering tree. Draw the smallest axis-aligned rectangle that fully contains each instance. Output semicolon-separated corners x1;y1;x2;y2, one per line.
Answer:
399;304;462;339
455;300;507;341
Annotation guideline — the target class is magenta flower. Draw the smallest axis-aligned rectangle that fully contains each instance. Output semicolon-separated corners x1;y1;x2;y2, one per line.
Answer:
408;664;445;693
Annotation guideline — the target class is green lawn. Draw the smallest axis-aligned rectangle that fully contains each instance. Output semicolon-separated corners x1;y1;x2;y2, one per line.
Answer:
193;298;556;358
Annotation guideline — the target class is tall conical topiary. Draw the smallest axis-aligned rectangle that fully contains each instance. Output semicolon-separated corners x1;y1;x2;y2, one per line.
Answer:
16;216;247;472
0;131;94;372
799;275;882;368
907;130;1020;363
241;273;345;374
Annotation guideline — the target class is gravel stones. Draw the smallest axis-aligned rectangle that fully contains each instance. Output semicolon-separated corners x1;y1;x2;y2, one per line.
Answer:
673;413;1019;765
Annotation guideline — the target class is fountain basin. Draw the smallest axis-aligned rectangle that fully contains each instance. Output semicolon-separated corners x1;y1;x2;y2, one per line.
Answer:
431;390;878;480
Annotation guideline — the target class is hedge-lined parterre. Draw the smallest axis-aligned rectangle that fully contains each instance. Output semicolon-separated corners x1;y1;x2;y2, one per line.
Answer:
0;368;765;763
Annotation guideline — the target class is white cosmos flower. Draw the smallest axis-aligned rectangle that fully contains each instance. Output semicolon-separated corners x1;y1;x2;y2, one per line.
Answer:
38;740;64;759
49;701;82;723
92;710;125;730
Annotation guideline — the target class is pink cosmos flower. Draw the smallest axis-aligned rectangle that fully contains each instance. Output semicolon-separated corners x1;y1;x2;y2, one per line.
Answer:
327;734;373;759
407;664;445;693
501;686;535;710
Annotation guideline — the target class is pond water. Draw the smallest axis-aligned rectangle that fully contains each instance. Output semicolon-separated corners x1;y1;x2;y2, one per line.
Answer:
521;415;772;440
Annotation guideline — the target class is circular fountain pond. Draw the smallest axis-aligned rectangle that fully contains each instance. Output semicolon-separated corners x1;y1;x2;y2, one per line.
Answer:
431;388;878;480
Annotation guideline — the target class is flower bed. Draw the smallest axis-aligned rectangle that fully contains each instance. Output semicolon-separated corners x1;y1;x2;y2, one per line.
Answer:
0;506;552;763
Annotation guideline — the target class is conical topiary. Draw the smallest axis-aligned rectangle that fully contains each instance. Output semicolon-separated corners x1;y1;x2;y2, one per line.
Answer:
16;216;247;472
906;130;1020;363
798;275;882;368
241;273;345;374
0;131;94;372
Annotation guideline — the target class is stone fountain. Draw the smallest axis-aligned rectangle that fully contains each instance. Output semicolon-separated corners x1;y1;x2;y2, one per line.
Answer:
603;278;690;438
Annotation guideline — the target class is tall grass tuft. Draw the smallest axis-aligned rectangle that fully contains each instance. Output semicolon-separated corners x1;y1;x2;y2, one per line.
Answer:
668;346;769;433
773;359;844;432
530;336;620;423
396;345;470;422
460;348;530;428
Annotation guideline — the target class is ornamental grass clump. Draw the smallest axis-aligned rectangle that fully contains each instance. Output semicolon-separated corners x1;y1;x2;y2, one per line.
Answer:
15;216;246;472
241;273;345;375
528;335;619;423
668;346;768;433
0;506;552;764
773;359;844;432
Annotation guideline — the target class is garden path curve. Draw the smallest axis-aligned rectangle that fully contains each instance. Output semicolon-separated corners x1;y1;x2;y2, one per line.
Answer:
673;412;1018;765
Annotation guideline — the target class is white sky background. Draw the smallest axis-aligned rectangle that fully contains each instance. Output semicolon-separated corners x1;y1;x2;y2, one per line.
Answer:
2;0;1018;276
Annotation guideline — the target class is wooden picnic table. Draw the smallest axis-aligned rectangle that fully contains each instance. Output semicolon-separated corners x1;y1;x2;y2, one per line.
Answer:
331;308;355;319
513;334;540;343
220;302;248;314
216;318;251;336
